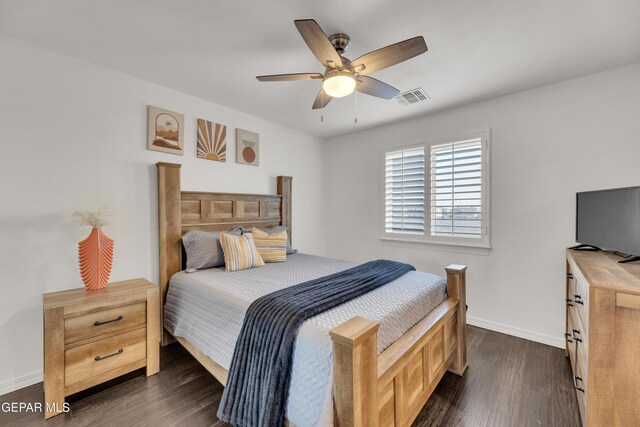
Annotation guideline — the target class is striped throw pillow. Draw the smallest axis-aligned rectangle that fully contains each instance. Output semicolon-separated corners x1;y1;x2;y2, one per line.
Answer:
252;227;288;263
219;232;265;272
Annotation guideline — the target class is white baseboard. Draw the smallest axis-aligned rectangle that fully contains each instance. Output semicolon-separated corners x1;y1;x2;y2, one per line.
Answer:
0;371;42;397
467;316;565;349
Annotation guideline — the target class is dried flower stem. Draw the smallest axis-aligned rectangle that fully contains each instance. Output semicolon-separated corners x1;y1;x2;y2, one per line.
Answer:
73;205;110;228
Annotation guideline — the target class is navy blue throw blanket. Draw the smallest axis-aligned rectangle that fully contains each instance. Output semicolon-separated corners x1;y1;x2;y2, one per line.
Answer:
217;259;415;427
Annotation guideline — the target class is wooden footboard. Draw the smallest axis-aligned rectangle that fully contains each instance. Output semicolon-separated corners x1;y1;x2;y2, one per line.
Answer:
330;265;467;427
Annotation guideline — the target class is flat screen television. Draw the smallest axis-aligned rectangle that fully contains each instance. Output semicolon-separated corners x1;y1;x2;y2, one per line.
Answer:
575;186;640;263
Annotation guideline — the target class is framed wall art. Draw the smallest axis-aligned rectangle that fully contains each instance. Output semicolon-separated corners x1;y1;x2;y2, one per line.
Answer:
236;128;259;166
147;105;184;155
197;118;226;162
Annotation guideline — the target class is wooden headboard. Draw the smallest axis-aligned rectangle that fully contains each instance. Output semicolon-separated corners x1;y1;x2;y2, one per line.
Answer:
156;162;292;344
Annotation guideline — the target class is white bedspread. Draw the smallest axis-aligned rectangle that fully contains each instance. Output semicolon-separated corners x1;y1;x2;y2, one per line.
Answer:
164;253;447;426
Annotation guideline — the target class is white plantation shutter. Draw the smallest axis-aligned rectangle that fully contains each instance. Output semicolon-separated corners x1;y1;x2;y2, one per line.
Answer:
382;131;490;247
384;146;425;234
430;138;483;238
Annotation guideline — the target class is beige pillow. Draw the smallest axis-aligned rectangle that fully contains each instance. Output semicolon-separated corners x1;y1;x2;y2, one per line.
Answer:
219;232;265;272
251;227;287;263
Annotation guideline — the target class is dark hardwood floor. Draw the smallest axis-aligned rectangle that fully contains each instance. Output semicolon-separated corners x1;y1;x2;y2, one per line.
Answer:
0;326;581;426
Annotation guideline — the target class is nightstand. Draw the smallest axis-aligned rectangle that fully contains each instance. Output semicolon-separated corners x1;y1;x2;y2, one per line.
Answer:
43;278;159;419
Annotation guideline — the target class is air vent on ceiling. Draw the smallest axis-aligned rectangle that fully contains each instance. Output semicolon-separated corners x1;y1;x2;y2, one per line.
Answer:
395;87;430;106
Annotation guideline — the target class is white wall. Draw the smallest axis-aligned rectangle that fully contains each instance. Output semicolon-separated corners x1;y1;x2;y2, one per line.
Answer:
1;29;639;396
323;63;640;347
0;34;326;393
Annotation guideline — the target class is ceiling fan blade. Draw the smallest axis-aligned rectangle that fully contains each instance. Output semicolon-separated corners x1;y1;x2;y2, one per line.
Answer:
312;89;333;109
356;76;400;99
256;73;323;82
351;36;427;75
294;19;343;68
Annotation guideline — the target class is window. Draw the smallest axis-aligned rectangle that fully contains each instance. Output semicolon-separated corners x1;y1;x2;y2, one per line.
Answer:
382;131;490;248
384;146;425;234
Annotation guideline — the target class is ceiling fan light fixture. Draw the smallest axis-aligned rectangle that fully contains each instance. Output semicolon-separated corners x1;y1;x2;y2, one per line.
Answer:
322;70;356;98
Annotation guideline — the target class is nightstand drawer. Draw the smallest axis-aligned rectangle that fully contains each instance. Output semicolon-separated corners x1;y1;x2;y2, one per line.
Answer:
64;327;146;387
65;302;146;344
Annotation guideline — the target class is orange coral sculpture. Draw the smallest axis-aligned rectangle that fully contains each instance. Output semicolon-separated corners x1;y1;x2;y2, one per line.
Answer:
78;227;114;291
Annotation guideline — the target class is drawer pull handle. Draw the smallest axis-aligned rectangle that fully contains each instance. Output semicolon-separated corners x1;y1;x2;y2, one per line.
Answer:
94;315;123;327
564;332;573;343
573;294;584;305
573;375;585;393
571;329;582;343
95;349;123;361
566;272;574;279
565;298;574;307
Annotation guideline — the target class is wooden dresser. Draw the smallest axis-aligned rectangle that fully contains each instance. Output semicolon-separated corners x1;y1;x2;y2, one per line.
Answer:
43;278;159;419
565;249;640;426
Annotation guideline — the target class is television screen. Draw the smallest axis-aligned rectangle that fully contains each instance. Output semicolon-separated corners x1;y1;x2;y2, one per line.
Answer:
576;186;640;256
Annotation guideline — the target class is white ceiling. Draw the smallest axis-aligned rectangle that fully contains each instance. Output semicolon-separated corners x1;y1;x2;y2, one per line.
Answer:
1;0;639;138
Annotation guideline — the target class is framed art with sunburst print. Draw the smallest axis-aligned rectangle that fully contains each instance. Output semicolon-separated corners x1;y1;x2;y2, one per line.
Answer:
236;128;259;166
197;118;227;162
147;105;184;155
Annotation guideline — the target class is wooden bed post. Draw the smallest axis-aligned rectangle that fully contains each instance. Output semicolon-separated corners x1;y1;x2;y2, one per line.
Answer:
446;264;468;376
329;316;380;427
277;176;292;244
156;162;182;346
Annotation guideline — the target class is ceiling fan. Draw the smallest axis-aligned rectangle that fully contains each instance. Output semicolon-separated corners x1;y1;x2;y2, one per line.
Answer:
256;19;428;109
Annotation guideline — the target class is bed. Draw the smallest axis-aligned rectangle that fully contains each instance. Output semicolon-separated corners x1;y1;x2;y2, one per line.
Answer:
156;162;468;427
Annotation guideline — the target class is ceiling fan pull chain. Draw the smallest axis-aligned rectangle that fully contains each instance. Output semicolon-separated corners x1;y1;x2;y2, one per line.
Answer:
321;90;324;122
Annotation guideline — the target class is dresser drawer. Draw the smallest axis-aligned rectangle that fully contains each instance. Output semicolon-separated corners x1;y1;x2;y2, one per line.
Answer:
574;354;588;426
570;308;588;368
65;302;146;344
64;327;146;387
567;267;577;298
566;309;577;370
574;276;589;331
568;258;589;332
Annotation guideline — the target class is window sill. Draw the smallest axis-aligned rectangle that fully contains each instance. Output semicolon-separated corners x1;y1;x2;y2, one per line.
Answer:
380;235;492;255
